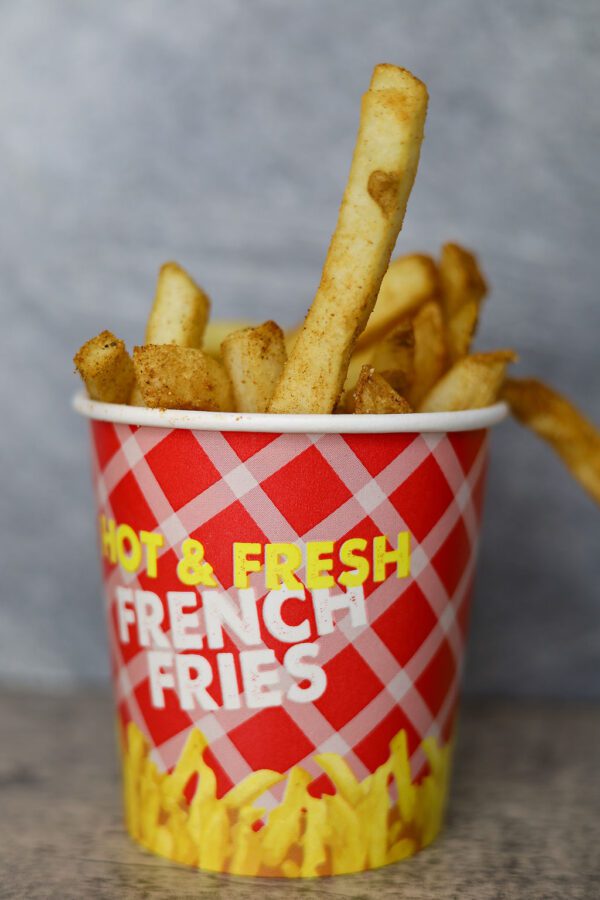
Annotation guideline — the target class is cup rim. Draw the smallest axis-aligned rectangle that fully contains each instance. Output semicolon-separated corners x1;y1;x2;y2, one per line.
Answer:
72;390;508;434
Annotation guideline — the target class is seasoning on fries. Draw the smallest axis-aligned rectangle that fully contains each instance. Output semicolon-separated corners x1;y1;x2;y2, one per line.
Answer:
73;59;600;507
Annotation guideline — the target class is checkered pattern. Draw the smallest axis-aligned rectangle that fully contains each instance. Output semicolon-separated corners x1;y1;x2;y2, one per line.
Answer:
89;420;489;803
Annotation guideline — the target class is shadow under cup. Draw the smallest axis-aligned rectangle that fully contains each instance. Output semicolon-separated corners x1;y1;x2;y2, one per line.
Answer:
74;396;507;878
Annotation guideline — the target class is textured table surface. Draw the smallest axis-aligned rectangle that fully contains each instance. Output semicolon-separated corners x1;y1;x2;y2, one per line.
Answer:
1;689;598;900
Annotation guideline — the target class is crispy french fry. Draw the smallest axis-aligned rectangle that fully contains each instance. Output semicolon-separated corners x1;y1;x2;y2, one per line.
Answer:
203;318;255;358
354;366;413;414
74;330;135;403
371;320;415;382
405;301;447;406
503;378;600;505
356;254;439;352
439;243;487;320
128;383;146;407
145;262;210;348
269;66;428;413
133;344;233;411
222;321;287;413
446;298;479;362
419;350;516;412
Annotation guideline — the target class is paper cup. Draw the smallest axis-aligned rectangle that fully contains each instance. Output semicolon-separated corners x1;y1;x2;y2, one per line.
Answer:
74;393;507;877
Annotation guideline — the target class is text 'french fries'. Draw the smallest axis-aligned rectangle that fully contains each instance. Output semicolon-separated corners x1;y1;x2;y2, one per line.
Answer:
122;719;452;878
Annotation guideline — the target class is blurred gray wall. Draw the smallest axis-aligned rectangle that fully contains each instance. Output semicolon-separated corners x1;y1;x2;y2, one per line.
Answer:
1;0;599;695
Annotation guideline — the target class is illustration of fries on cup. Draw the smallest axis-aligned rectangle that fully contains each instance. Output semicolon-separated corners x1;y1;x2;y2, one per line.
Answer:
74;64;600;877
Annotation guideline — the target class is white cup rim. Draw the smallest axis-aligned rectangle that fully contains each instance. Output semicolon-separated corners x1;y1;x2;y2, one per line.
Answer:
72;390;508;434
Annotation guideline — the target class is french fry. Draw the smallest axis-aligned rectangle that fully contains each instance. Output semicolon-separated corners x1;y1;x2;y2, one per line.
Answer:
133;344;234;411
74;330;135;403
145;261;210;348
405;301;447;406
419;350;516;412
446;298;479;362
221;321;287;413
371;320;415;383
354;366;413;414
269;65;428;413
503;378;600;505
356;254;439;352
439;243;487;320
203;318;255;359
128;383;146;407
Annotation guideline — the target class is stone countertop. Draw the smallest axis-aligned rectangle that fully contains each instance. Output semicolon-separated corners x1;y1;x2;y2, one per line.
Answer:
1;690;598;899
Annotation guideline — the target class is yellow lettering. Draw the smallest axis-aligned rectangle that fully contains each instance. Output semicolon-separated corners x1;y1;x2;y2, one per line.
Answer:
265;543;303;590
116;523;142;573
373;532;410;582
99;515;117;564
233;542;263;589
339;537;370;587
140;530;164;578
177;539;217;587
306;541;335;589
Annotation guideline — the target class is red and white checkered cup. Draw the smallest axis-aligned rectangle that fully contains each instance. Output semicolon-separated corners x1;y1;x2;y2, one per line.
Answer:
74;394;507;877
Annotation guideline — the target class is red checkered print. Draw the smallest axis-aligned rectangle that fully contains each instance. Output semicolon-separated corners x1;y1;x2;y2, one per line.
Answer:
90;421;488;805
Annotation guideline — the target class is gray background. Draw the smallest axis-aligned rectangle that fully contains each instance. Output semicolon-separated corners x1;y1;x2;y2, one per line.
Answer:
1;0;598;696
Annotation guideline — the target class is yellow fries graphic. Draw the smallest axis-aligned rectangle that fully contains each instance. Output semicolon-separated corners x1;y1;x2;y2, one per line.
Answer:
121;720;452;877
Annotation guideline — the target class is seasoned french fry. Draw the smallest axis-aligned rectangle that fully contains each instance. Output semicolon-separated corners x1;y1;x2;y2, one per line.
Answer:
222;321;287;413
439;243;487;320
74;330;135;403
371;320;415;382
269;66;428;413
446;298;479;362
419;350;516;412
503;378;600;505
145;261;210;348
203;318;255;359
405;301;447;406
128;382;145;407
133;344;233;411
356;254;439;352
354;366;413;414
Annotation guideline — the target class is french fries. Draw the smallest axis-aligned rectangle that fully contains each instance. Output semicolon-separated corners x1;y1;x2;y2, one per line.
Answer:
406;301;447;407
269;65;428;414
503;378;600;504
133;345;233;411
439;244;487;362
72;61;600;511
145;262;210;348
73;331;135;404
203;318;255;359
356;254;439;352
221;321;287;413
439;243;487;320
419;350;517;412
122;718;452;878
354;366;413;414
